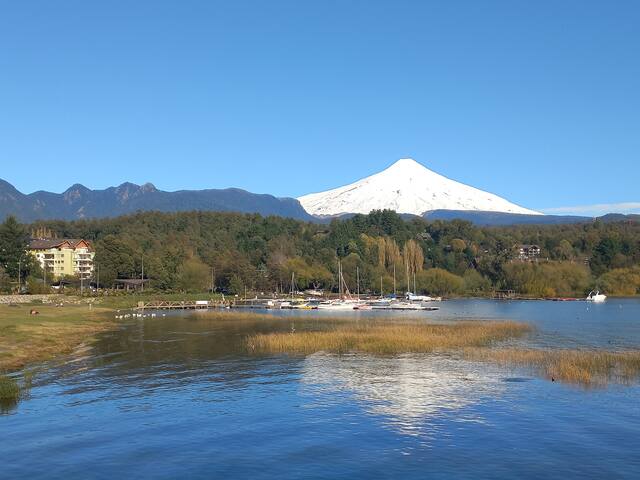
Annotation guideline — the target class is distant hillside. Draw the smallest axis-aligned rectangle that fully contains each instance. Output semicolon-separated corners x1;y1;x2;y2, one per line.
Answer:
0;179;314;222
422;210;639;226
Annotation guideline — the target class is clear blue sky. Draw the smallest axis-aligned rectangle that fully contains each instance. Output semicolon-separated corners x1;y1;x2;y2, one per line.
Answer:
1;1;639;215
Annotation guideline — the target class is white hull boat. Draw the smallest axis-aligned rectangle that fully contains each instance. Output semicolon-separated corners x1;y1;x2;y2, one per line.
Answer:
586;290;607;302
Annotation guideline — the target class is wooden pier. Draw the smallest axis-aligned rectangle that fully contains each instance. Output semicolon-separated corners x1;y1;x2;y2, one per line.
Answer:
136;300;227;310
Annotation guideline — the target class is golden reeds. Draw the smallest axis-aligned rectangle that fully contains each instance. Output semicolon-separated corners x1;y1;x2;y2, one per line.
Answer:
246;321;532;355
464;348;640;386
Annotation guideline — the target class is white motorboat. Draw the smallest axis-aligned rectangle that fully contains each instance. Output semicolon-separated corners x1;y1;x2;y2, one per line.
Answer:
317;300;358;310
586;290;607;302
406;292;433;302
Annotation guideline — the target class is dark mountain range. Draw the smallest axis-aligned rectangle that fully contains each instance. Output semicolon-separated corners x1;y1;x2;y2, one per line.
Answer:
421;210;639;225
421;210;588;225
1;179;637;226
0;179;314;222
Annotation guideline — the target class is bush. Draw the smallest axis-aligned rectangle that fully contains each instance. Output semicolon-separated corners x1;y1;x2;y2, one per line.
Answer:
597;267;640;296
27;277;51;294
503;261;591;297
463;269;492;294
416;268;464;296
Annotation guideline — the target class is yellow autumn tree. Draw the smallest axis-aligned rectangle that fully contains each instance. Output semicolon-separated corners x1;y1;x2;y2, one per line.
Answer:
403;239;424;275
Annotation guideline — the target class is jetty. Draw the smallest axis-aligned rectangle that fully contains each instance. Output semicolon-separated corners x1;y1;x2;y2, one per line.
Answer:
135;300;226;310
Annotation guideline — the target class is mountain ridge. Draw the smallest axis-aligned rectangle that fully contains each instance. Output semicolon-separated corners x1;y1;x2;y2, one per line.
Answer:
0;179;314;222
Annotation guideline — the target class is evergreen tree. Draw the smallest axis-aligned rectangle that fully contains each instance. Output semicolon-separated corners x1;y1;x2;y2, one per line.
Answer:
0;216;31;281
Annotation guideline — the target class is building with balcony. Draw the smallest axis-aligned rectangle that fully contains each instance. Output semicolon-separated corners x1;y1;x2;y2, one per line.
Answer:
517;244;541;261
28;238;95;279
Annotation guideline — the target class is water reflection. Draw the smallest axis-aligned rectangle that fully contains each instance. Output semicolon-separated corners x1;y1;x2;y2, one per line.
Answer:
302;353;505;436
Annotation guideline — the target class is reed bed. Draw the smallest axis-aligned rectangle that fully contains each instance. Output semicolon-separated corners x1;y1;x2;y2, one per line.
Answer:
465;348;640;386
0;374;20;413
246;321;532;355
0;374;19;400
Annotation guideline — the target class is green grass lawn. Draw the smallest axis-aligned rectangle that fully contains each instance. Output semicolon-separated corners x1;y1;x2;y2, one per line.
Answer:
0;304;116;372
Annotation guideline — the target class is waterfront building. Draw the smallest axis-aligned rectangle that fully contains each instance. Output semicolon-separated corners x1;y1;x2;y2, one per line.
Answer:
28;238;95;279
517;244;541;261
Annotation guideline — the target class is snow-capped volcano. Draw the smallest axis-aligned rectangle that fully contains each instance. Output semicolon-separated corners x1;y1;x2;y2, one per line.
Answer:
298;158;541;217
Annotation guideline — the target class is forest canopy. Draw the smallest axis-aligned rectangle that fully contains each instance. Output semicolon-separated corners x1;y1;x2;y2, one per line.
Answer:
2;210;639;296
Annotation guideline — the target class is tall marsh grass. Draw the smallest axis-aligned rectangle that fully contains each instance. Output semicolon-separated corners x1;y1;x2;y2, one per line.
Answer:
465;348;640;386
0;374;20;413
246;321;532;355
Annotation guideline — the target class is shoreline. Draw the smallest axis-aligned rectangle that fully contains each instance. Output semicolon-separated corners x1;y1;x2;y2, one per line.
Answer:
0;303;118;374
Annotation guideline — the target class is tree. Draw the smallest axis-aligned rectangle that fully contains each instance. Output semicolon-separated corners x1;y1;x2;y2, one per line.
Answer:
416;268;464;296
0;216;32;281
463;269;491;293
597;267;640;296
177;257;210;292
0;266;10;293
93;235;136;286
403;239;424;275
555;239;574;260
450;238;466;253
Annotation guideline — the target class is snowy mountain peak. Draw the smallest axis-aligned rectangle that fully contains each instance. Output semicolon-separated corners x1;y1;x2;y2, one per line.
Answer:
388;157;422;169
298;158;541;217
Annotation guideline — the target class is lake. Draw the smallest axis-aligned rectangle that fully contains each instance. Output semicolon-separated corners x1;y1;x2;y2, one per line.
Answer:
2;299;640;479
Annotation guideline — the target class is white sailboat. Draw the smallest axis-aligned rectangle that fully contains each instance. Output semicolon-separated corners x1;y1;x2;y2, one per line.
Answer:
317;261;363;310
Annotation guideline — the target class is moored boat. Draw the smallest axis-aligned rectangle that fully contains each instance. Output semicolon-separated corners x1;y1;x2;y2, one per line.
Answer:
586;290;607;302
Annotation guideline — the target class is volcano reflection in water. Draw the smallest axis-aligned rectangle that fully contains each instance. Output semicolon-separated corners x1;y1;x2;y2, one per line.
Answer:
301;353;507;437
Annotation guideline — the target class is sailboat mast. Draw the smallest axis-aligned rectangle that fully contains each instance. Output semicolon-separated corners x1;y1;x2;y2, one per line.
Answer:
406;263;410;293
393;263;396;296
356;266;360;299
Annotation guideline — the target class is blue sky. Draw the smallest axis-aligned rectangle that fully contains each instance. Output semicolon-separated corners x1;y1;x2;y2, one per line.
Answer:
1;1;639;215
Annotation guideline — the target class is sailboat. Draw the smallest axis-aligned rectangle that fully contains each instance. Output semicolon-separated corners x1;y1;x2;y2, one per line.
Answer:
280;272;312;309
353;266;372;310
317;261;361;310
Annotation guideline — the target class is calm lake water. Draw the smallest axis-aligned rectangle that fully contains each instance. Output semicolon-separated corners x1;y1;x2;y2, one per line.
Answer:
2;299;640;479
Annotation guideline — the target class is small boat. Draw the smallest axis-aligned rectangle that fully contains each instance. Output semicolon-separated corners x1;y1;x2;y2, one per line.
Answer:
353;303;372;310
317;300;358;310
405;292;433;302
586;290;607;302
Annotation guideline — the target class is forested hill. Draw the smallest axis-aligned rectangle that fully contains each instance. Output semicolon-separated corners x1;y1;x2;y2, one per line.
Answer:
0;179;313;222
24;209;640;297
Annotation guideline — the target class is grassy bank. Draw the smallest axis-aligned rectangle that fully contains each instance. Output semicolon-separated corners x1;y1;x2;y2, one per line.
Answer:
0;304;116;372
246;321;532;355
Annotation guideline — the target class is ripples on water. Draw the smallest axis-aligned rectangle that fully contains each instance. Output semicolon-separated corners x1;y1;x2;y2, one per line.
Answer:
1;299;640;479
302;353;506;438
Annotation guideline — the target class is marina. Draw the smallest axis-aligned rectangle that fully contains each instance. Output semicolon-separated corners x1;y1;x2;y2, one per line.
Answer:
134;296;442;312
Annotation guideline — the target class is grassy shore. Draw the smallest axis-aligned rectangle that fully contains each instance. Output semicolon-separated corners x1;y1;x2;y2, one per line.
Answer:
0;304;116;373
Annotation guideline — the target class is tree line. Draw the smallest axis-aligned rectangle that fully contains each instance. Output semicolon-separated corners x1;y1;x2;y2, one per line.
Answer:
1;209;639;296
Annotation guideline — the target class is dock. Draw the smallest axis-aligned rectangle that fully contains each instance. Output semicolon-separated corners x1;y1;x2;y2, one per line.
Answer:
135;300;226;310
